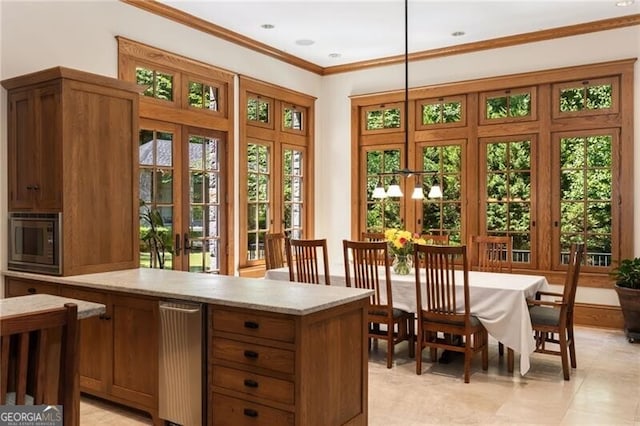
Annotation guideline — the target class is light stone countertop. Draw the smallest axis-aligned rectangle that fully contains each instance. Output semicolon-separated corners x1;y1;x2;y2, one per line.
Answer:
0;293;106;319
3;269;373;316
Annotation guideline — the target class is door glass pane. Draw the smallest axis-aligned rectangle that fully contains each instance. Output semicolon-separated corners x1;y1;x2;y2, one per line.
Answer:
139;127;175;269
421;145;462;243
365;149;402;232
187;133;222;273
246;143;270;261
283;148;304;238
484;138;532;264
558;134;613;267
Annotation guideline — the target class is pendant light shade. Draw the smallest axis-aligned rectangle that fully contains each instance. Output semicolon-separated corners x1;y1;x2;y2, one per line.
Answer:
386;178;403;197
428;183;443;199
372;177;387;199
411;185;425;200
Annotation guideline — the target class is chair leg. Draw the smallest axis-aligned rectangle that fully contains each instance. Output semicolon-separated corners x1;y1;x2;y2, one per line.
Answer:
407;316;415;358
559;330;570;381
568;325;577;369
386;322;393;369
498;341;504;356
416;330;423;375
507;348;514;373
463;337;472;383
482;332;489;371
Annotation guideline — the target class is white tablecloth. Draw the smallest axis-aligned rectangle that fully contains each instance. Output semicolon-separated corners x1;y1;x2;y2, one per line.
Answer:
265;263;549;375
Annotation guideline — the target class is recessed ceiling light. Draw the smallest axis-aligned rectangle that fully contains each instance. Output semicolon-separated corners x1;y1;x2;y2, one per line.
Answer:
616;0;634;5
452;31;466;37
295;39;315;46
261;24;275;29
328;53;341;58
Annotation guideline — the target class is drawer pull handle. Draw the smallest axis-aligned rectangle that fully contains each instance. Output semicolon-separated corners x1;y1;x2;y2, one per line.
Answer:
244;321;259;329
243;408;258;418
243;379;259;388
244;350;259;359
27;288;36;294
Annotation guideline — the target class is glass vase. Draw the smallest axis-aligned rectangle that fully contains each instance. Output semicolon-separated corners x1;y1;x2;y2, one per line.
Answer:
392;254;412;275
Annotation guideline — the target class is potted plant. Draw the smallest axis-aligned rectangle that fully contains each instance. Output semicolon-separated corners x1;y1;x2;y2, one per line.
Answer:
612;257;640;343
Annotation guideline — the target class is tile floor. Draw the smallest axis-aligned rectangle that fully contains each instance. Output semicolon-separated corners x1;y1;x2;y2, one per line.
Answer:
80;326;640;425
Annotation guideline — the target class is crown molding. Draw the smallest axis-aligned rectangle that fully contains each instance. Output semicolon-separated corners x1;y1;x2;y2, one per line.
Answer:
121;1;640;77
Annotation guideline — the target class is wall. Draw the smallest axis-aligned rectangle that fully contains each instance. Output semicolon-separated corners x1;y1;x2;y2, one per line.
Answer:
1;1;638;307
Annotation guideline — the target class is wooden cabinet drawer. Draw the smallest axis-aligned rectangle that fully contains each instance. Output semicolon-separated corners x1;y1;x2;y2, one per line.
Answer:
212;393;294;426
212;309;295;343
212;365;294;405
5;278;59;297
212;339;294;375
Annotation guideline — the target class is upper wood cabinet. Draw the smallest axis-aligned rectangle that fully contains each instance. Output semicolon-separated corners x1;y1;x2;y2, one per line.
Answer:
2;67;142;275
7;84;63;210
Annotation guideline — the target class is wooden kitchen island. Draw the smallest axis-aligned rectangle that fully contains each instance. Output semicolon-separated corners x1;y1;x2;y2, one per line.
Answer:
3;269;372;426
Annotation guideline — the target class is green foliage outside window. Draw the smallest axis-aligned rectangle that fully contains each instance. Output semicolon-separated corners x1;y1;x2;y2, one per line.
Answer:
422;101;462;125
136;67;173;101
485;139;532;260
284;108;303;130
283;149;304;237
366;150;402;231
247;144;270;261
422;145;462;244
366;107;401;130
486;92;531;119
559;83;612;112
247;97;270;123
188;81;218;111
559;135;612;265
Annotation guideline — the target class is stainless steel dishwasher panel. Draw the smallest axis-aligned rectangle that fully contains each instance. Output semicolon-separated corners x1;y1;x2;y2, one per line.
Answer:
159;301;203;426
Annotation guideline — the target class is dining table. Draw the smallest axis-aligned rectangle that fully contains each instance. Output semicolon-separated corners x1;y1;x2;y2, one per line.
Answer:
265;263;549;376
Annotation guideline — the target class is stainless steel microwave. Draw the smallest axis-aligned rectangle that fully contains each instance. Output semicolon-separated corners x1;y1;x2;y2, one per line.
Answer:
8;212;62;275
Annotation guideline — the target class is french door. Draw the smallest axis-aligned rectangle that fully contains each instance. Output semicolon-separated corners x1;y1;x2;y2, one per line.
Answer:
138;119;228;273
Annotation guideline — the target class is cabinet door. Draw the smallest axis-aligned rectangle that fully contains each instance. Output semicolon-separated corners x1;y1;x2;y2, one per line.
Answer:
7;84;62;211
110;294;158;410
59;286;110;394
7;90;37;210
33;84;62;210
5;277;59;297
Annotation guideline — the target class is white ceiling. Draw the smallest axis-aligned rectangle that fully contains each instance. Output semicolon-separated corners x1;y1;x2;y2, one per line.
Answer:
158;0;639;68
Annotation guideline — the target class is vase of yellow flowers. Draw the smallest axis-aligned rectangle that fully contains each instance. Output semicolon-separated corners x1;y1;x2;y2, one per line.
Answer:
384;228;425;275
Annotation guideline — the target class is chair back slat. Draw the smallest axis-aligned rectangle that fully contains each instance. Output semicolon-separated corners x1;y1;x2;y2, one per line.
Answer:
285;238;330;285
264;233;286;270
0;303;79;426
468;235;512;273
343;240;392;308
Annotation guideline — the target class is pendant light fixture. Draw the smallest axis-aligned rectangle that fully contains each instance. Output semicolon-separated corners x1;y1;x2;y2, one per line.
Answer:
372;0;442;200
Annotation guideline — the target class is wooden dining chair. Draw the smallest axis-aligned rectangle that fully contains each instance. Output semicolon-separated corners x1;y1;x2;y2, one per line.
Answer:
1;303;79;426
420;233;450;245
467;234;514;363
360;232;386;242
467;235;513;272
414;244;488;383
343;240;415;368
264;232;286;270
527;242;584;380
285;238;331;285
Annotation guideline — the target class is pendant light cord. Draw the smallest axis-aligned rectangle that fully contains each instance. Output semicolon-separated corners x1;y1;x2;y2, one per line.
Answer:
404;0;409;170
